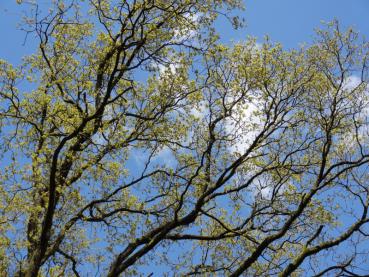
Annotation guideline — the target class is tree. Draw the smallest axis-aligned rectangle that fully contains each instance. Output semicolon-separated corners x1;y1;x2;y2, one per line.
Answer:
1;0;369;276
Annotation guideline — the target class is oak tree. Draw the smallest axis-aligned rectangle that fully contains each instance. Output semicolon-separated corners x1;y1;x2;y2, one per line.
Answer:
1;1;369;276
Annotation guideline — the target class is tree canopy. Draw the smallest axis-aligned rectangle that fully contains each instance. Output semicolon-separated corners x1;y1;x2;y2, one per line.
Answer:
1;1;369;276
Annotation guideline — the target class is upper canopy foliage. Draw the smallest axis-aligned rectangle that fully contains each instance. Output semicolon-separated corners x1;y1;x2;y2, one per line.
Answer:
1;1;369;276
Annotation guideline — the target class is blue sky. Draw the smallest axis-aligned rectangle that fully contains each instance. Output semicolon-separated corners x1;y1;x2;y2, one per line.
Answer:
2;0;369;63
1;0;369;275
220;0;369;47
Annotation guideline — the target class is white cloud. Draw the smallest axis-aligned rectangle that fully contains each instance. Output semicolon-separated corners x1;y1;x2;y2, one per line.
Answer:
188;89;263;155
343;75;362;90
190;101;206;120
224;93;262;154
338;75;369;151
157;63;178;75
171;12;201;44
